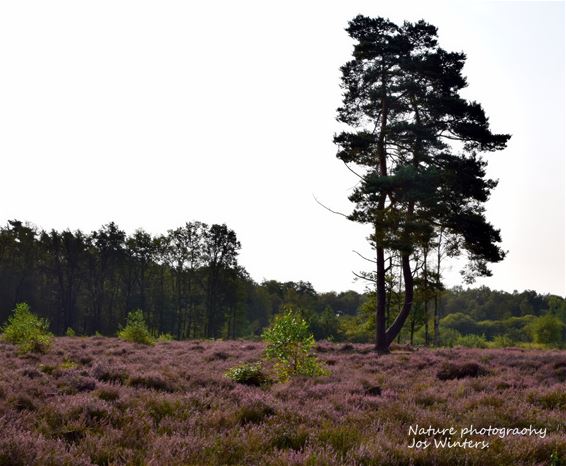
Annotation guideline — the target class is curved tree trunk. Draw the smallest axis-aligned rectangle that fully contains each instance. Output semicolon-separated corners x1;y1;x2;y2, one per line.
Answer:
385;253;414;346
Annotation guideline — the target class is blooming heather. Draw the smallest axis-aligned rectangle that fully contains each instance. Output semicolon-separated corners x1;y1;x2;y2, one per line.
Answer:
0;338;564;465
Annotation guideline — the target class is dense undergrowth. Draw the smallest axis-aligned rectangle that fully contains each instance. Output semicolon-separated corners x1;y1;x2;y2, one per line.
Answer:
0;337;565;465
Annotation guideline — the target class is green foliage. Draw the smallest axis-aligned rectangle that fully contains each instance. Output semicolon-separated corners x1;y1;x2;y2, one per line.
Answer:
338;296;375;343
528;314;565;346
117;310;154;345
59;360;77;370
224;362;271;386
437;327;461;347
1;303;53;353
455;334;488;348
65;327;76;337
310;306;341;341
338;315;372;343
550;448;561;466
440;313;479;335
490;335;514;348
156;333;174;342
262;307;329;381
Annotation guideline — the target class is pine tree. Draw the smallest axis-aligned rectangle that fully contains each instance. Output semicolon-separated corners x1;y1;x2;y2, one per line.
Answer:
335;16;510;353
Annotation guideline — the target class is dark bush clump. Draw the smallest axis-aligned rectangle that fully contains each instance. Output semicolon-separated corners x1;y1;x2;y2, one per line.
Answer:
270;426;309;450
437;362;489;380
365;385;382;396
339;343;355;353
236;402;275;425
128;373;176;392
96;387;120;402
207;351;230;361
57;374;96;394
21;368;42;379
92;364;128;384
528;390;566;410
9;394;37;412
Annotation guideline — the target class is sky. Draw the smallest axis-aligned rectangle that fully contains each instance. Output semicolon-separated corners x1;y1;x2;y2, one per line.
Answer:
0;1;564;296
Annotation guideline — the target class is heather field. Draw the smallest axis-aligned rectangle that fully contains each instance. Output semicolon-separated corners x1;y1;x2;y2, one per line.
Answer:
1;338;565;466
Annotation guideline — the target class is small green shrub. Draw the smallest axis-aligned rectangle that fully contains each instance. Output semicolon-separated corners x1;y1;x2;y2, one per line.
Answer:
225;362;271;386
118;310;154;345
490;335;514;348
59;360;77;370
65;327;76;337
455;334;488;348
1;303;53;353
156;333;174;342
262;307;329;381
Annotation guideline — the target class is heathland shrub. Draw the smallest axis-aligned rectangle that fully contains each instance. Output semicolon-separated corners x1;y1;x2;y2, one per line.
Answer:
490;335;514;348
262;307;329;381
1;303;53;353
438;327;461;347
118;310;154;345
225;362;271;386
528;314;565;347
437;362;489;380
455;333;488;348
65;327;76;337
156;333;174;342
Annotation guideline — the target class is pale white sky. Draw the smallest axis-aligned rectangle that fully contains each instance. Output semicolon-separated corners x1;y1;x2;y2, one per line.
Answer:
0;1;564;296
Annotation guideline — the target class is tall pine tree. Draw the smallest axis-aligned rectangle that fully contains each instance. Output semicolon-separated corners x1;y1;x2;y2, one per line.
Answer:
335;16;510;353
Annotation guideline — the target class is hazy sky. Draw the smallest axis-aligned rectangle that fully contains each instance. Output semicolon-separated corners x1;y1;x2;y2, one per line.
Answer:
0;1;564;296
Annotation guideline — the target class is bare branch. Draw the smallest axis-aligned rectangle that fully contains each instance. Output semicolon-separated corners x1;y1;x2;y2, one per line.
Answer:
411;261;426;277
313;195;349;218
343;162;364;180
353;250;376;264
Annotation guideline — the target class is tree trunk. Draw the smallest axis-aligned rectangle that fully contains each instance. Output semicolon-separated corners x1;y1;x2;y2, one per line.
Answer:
375;246;388;353
433;230;443;346
423;246;429;346
434;294;440;346
386;251;414;346
374;78;389;354
410;311;415;346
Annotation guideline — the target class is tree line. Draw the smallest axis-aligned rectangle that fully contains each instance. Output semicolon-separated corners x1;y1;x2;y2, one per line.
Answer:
1;219;564;347
339;285;566;347
0;220;245;338
0;219;362;339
